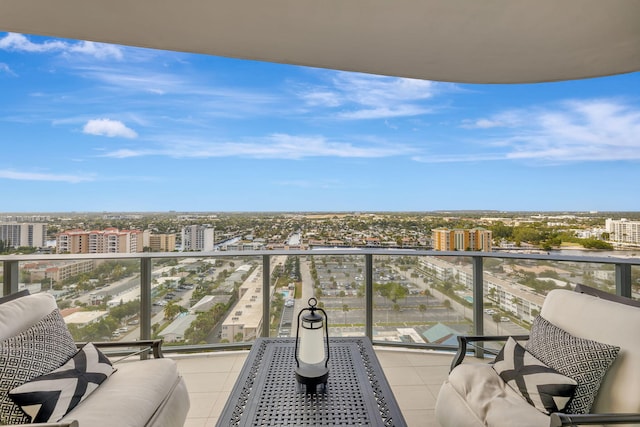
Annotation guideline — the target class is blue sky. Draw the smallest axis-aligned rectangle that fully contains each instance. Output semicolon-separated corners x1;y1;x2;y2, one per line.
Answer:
1;32;639;213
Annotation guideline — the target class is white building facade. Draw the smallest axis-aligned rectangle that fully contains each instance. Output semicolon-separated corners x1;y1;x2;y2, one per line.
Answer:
606;218;640;246
0;222;47;248
181;225;214;251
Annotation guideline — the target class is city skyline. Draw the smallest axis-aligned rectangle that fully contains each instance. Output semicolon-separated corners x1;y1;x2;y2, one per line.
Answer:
1;32;640;213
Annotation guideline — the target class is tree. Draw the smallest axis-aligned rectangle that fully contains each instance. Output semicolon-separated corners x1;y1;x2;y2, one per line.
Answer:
389;283;408;303
418;304;427;320
342;304;349;324
443;299;452;321
392;303;401;319
164;301;182;320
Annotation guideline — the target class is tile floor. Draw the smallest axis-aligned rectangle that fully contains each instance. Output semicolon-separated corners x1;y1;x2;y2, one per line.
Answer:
173;347;452;427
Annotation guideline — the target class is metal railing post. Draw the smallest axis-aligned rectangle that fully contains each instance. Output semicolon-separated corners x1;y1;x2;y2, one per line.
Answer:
140;257;152;345
262;255;271;338
3;260;19;296
615;263;632;298
472;256;484;358
365;254;373;340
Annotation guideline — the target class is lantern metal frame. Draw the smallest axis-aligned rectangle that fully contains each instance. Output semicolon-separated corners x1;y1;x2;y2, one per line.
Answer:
294;297;330;390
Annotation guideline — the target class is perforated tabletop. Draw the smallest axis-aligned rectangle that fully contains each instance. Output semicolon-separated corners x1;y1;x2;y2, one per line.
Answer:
216;337;407;427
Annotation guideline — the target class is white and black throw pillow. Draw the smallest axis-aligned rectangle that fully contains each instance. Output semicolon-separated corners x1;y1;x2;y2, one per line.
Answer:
0;309;78;424
525;316;620;414
9;342;115;423
493;337;577;414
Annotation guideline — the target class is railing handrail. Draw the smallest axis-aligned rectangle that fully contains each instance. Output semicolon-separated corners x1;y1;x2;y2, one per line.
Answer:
2;248;638;264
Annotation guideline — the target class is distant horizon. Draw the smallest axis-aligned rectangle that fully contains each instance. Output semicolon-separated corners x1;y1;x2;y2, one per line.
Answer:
2;32;640;212
1;210;639;216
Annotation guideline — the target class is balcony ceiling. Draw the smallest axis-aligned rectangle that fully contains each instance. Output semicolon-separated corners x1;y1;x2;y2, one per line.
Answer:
1;0;640;84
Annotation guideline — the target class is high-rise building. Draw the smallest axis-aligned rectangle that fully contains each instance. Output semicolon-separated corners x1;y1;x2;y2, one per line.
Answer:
181;225;214;251
0;222;47;248
605;218;640;246
57;228;143;254
432;227;492;251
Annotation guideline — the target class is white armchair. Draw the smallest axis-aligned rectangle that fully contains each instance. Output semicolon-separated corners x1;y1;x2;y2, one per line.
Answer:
435;288;640;427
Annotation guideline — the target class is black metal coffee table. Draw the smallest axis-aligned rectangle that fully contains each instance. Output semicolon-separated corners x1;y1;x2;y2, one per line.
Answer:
216;337;407;426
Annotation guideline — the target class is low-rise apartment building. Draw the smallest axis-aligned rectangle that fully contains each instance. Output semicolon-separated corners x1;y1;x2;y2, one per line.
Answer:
23;259;95;283
57;228;143;254
149;233;177;252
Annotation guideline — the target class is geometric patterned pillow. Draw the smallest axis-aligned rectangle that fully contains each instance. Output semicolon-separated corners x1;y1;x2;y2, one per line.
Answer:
0;309;78;424
9;342;115;422
525;316;620;414
493;337;578;414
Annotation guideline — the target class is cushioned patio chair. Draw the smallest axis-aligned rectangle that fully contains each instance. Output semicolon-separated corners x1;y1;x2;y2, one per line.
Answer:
435;288;640;427
0;292;189;427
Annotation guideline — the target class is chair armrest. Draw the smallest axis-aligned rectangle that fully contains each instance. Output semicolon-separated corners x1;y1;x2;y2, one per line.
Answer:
550;412;640;426
450;335;530;372
3;421;78;427
76;339;164;359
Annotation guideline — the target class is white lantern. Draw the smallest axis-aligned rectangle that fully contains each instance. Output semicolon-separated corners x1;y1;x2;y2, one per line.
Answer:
294;297;329;391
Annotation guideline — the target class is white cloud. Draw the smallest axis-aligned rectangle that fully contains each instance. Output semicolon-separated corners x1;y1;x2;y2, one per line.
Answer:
461;111;524;129
412;154;506;163
298;71;450;120
83;119;138;139
301;90;342;107
338;105;431;120
69;41;123;60
101;134;415;160
333;73;437;106
0;169;93;183
447;99;640;164
0;33;122;59
0;33;67;52
0;63;15;76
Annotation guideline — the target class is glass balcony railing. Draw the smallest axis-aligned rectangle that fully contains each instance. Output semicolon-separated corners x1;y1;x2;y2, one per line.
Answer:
2;249;638;353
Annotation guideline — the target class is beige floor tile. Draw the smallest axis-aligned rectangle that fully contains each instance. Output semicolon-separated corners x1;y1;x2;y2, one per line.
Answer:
183;418;207;427
415;365;450;385
182;371;233;393
221;370;242;392
176;354;239;373
403;409;439;427
209;391;232;418
392;384;438;411
374;349;411;367
405;351;452;368
383;366;424;386
186;392;219;418
231;354;248;372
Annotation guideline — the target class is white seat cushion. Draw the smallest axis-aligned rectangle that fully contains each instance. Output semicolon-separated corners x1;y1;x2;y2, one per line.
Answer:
444;363;549;427
60;358;182;427
541;289;640;413
0;293;58;341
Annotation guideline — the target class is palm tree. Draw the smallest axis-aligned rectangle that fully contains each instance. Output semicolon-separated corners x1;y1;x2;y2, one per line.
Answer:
419;304;427;321
164;301;181;320
342;304;349;324
443;299;452;321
